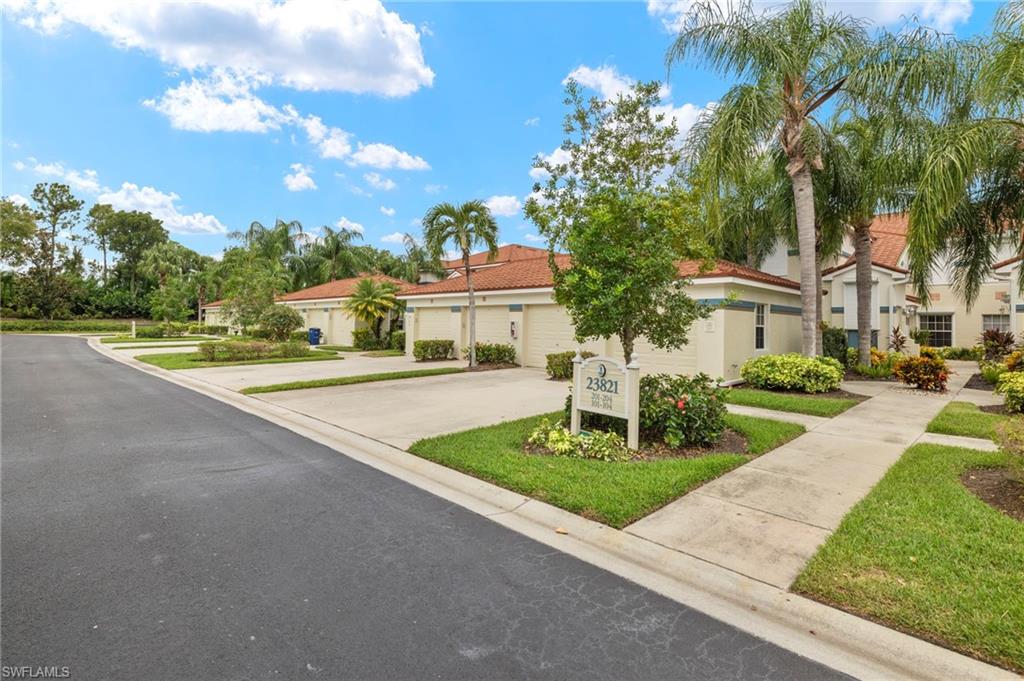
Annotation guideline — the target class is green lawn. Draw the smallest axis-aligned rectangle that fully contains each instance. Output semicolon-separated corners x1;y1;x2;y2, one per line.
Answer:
313;345;359;352
722;387;861;417
241;367;465;394
927;401;1009;441
101;335;216;344
111;343;210;350
138;351;345;370
408;412;803;528
361;349;405;357
793;443;1024;671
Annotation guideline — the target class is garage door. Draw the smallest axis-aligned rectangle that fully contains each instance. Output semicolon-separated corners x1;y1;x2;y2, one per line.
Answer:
416;308;451;341
471;306;509;345
523;304;579;367
305;308;330;339
631;336;698;375
328;309;355;346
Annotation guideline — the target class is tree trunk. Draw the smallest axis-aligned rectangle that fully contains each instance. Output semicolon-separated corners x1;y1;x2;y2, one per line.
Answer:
465;254;477;368
854;220;873;365
621;328;635;365
790;163;819;356
815;228;823;356
101;241;108;285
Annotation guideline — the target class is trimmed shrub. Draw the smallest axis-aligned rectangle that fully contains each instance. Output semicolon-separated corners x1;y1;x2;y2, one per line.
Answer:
389;331;406;351
195;340;311;363
190;324;228;335
160;321;189;337
527;418;631;461
259;305;304;342
413;339;454;361
740;353;844;394
351;327;386;351
980;360;1008;385
941;346;983;361
135;325;165;338
0;319;134;333
893;354;948;391
821;324;847;365
289;330;308;342
278;341;309;358
845;346;859;368
996;371;1024;412
545;350;596;379
471;342;517;365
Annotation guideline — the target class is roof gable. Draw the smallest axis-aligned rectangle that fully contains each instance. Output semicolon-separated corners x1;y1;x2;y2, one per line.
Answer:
276;274;413;303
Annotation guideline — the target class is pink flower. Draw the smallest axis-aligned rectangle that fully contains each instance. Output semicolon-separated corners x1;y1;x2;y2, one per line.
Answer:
676;397;687;411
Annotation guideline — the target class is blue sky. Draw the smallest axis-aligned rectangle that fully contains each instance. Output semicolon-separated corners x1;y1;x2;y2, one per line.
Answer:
0;1;1005;263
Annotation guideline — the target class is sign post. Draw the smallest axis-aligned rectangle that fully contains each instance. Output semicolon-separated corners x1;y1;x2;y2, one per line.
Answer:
570;351;640;450
131;320;136;339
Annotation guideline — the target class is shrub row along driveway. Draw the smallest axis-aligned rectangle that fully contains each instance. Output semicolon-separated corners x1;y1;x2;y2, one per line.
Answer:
1;335;848;680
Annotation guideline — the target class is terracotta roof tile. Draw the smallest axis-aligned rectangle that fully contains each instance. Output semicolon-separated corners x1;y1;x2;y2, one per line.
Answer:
823;213;909;275
399;255;799;297
441;243;549;270
276;274;413;302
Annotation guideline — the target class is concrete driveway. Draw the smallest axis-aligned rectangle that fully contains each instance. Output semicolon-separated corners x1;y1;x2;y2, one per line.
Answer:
181;352;465;391
255;368;567;449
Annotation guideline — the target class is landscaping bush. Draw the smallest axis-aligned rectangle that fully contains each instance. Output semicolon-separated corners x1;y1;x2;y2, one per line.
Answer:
413;339;455;361
389;331;406;351
352;327;386;351
189;324;228;335
979;328;1015;360
909;327;931;346
1005;349;1024;372
471;342;517;365
259;305;304;342
893;353;949;391
135;325;165;338
993;418;1024;483
853;363;893;379
940;346;983;361
289;330;308;342
889;325;908;353
160;321;189;337
278;341;309;358
845;346;859;369
564;372;727;447
527;418;631;461
821;324;847;365
195;340;311;363
0;318;134;333
545;350;597;379
740;353;843;394
980;360;1008;385
996;371;1024;413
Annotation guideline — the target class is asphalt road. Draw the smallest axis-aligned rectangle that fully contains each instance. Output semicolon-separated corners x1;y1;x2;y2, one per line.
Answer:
1;335;851;681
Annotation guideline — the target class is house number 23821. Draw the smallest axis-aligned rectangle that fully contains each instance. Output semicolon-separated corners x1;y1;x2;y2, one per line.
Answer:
585;377;619;394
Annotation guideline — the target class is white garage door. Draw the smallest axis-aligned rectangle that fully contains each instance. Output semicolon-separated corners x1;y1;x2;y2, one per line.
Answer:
305;308;330;339
524;304;579;367
329;309;355;346
631;337;698;375
472;306;509;345
416;308;451;341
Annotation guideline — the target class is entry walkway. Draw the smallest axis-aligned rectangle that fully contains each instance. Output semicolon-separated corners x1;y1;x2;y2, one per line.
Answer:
627;363;974;589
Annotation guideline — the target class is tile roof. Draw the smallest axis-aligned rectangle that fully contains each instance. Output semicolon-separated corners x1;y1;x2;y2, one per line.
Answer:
823;213;909;275
399;255;800;297
276;273;414;302
441;243;549;270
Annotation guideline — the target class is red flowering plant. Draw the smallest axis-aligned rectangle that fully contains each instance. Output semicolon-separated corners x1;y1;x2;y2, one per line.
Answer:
639;373;727;447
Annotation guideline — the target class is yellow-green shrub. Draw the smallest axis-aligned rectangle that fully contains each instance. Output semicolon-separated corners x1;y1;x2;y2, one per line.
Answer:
740;353;843;393
996;371;1024;412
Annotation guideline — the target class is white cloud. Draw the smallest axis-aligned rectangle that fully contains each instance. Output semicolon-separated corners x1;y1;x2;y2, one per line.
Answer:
98;182;226;234
424;183;446;194
379;205;396;217
524;233;546;243
299;114;352;159
565;65;634;100
21;159;101;193
524;116;540;127
646;0;972;32
349;143;430;170
283;163;316;192
7;193;30;206
364;172;396;191
348;185;371;198
380;231;404;244
335;216;364;234
9;0;434;96
530;147;571;180
484;195;522;217
12;160;26;171
143;70;289;133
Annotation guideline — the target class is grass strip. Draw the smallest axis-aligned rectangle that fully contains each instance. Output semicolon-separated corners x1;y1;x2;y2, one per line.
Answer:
101;335;217;344
722;387;860;417
408;412;803;528
313;345;359;352
138;351;345;370
111;343;208;350
361;349;405;357
794;443;1024;671
241;367;465;394
926;401;1008;441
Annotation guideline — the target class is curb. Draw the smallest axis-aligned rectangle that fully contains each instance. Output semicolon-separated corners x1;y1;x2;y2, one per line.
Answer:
89;338;1017;681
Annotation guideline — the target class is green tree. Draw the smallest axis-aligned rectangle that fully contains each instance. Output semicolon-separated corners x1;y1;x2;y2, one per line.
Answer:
422;201;499;367
84;204;115;284
669;0;952;355
526;80;713;364
342;277;400;341
0;198;37;269
148;274;192;323
220;251;279;332
907;0;1023;304
140;241;195;290
30;183;83;275
231;218;303;263
259;305;304;342
401;233;444;283
106;210;168;301
313;225;363;281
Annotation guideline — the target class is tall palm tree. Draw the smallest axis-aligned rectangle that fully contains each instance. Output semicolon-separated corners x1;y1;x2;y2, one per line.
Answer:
401;233;444;283
140;242;192;290
669;0;951;355
342;277;399;340
314;226;363;281
907;0;1024;305
230;218;304;263
422;201;499;367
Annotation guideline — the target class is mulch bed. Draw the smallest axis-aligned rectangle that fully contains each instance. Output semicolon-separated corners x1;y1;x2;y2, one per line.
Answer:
524;428;750;461
980;404;1011;415
961;467;1024;522
843;371;897;382
466;362;518;372
965;373;996;392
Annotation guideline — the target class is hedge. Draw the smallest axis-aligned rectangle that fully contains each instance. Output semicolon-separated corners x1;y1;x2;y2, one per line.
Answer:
389;331;406;351
741;353;844;393
545;350;596;379
1;319;136;333
413;339;454;361
469;342;517;365
196;340;310;362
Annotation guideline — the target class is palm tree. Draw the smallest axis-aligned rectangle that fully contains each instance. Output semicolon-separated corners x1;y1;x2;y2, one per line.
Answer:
140;242;192;290
422;201;499;367
230;218;304;263
669;0;951;355
191;257;223;323
342;277;399;340
314;226;363;281
907;1;1023;305
401;233;445;283
287;250;325;291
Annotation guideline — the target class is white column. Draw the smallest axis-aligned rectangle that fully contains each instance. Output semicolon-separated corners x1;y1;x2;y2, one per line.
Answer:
570;351;583;435
626;358;640;450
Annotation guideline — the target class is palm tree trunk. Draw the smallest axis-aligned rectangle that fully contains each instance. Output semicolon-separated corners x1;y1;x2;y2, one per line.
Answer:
854;220;873;365
790;163;818;356
465;255;477;368
815;226;823;356
101;240;108;285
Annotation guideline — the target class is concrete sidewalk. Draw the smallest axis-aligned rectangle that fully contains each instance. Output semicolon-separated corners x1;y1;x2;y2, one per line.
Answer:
627;364;974;588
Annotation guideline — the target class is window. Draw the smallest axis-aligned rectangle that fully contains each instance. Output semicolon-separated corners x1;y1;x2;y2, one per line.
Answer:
918;313;953;347
982;314;1010;333
754;304;766;350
